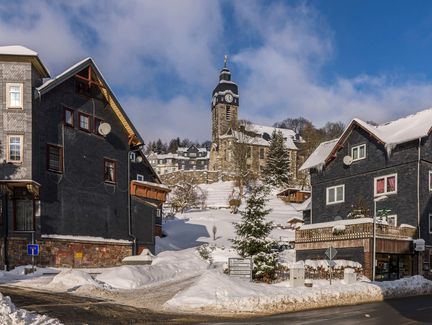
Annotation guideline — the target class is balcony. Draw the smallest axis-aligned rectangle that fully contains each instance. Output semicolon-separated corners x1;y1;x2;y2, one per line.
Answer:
296;218;417;243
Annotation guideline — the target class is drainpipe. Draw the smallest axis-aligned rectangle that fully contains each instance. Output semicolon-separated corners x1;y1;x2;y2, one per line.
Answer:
417;138;421;235
127;150;137;255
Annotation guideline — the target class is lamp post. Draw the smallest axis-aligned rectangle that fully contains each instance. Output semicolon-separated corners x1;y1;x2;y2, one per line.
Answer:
373;195;388;281
128;144;144;255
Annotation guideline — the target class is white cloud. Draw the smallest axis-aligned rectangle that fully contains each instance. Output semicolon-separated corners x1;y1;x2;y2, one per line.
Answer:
2;1;432;144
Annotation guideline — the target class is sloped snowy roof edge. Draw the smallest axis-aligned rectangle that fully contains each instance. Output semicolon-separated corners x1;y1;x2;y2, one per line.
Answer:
300;108;432;171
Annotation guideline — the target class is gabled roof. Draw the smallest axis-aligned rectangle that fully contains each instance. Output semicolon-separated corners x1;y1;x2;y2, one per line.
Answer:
300;108;432;171
36;58;143;146
0;45;50;78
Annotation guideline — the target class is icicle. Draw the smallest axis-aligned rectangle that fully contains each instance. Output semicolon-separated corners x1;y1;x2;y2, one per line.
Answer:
385;143;396;157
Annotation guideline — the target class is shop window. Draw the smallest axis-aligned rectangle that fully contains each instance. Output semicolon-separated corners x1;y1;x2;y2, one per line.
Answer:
47;144;63;173
104;159;116;183
7;135;23;163
326;184;344;205
374;174;397;196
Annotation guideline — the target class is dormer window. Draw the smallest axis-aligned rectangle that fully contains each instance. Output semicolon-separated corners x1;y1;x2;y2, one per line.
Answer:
351;144;366;161
6;83;23;109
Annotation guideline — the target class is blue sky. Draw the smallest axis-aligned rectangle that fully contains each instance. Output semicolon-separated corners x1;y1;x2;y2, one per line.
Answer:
2;0;432;142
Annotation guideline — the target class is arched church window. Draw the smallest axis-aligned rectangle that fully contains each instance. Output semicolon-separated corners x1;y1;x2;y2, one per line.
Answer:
226;106;231;121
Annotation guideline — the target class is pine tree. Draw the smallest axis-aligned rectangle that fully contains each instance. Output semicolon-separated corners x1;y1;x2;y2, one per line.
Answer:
262;130;291;188
232;184;277;281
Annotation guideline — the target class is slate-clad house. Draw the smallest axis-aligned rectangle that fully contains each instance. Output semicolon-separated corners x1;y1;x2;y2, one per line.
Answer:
147;145;210;176
0;46;169;269
298;109;432;280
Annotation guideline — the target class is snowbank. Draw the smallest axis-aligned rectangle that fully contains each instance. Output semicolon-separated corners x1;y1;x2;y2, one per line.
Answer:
96;249;208;289
166;271;432;313
47;269;101;291
0;292;61;324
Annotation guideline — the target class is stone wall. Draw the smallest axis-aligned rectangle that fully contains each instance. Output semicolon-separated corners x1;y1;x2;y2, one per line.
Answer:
0;237;135;269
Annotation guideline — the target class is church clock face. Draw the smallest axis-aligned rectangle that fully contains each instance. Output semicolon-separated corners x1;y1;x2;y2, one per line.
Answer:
225;93;233;103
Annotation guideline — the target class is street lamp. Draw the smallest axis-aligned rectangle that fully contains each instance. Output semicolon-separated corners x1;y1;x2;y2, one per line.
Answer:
128;143;144;255
373;195;388;281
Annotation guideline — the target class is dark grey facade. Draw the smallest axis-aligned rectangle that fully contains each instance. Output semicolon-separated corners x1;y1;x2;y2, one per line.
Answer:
0;50;163;268
309;125;432;246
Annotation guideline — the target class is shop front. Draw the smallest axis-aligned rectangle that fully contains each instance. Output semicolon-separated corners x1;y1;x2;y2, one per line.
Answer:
375;253;413;280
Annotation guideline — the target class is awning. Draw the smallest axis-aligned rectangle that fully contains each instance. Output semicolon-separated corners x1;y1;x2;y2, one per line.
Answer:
130;180;170;203
0;180;41;198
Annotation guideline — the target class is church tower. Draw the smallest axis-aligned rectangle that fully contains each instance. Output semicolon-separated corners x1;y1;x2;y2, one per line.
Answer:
209;56;239;171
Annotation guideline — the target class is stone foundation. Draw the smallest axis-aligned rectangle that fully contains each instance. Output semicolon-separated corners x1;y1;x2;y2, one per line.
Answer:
0;237;135;269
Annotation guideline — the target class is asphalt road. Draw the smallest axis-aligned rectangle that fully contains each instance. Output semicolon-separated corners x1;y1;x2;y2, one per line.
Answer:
1;285;431;325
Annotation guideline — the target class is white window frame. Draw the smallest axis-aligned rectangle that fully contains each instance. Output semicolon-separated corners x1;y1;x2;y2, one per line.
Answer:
137;174;144;181
429;171;432;191
6;135;24;163
429;213;432;234
326;184;345;205
6;83;23;109
387;214;397;227
351;144;366;161
374;173;397;197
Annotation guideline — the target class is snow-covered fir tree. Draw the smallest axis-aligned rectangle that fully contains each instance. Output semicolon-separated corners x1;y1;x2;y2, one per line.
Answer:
262;130;292;188
232;184;277;281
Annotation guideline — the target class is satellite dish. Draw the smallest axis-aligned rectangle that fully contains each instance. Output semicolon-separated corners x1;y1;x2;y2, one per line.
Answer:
98;123;111;136
343;155;353;166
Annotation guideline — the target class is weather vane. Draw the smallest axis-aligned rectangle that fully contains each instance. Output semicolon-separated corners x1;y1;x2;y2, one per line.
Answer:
224;54;228;68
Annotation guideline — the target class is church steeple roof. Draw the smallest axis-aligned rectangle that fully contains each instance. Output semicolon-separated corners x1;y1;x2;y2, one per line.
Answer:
212;55;239;102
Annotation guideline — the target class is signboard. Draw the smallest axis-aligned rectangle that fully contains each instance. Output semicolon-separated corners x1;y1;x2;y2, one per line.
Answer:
27;244;39;256
325;246;338;260
228;258;252;280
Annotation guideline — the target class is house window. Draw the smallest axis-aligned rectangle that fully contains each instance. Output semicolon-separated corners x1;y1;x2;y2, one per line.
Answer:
259;148;265;159
387;215;397;227
104;159;116;183
14;199;34;231
64;108;74;127
374;174;397;196
189;153;197;157
6;83;23;109
79;113;91;132
429;171;432;191
7;135;23;163
137;174;144;181
429;213;432;234
351;144;366;161
326;185;345;205
94;118;103;135
247;146;252;158
47;144;63;173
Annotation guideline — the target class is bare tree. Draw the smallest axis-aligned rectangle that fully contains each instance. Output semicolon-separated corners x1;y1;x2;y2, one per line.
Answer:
169;174;200;213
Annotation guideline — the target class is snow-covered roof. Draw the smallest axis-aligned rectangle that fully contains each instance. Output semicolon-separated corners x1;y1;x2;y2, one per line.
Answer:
0;45;50;77
244;123;299;150
300;217;375;230
299;138;339;171
177;146;208;153
300;108;432;172
0;45;38;56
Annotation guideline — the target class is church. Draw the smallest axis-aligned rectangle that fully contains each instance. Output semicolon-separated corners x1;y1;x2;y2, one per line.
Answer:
209;57;302;180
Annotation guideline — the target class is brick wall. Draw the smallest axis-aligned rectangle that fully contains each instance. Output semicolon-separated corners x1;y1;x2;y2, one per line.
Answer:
0;237;135;269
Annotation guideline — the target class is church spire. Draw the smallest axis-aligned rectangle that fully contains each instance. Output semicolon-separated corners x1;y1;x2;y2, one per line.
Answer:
224;54;228;68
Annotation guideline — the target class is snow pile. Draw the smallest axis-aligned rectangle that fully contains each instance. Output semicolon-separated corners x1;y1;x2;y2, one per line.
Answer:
96;249;208;289
166;271;432;313
0;292;61;324
47;269;100;291
122;249;154;264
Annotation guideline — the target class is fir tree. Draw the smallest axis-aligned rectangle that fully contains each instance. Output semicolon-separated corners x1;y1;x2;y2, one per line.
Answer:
232;184;277;281
262;130;291;188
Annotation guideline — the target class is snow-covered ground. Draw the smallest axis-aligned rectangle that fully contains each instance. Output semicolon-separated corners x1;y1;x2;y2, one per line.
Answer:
0;181;431;318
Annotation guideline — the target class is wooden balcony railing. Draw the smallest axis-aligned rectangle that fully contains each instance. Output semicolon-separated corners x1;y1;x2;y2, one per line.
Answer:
295;222;417;243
